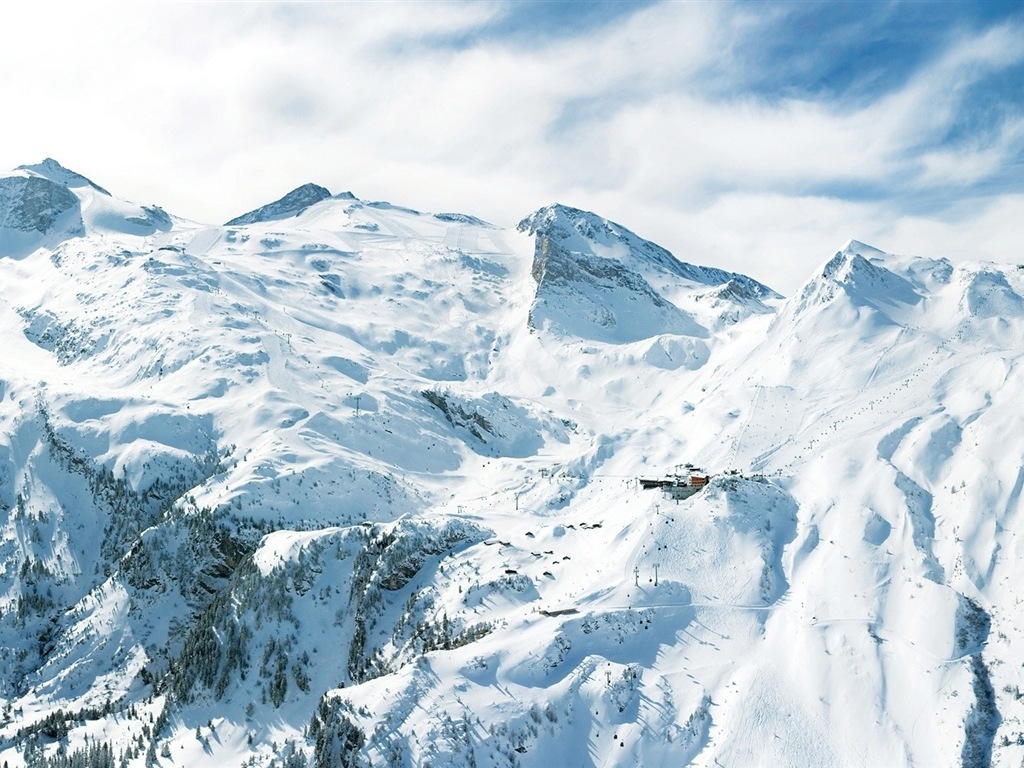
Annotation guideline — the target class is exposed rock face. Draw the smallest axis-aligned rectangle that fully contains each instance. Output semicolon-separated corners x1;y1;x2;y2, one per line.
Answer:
516;204;774;342
0;174;80;233
17;157;110;194
518;203;778;299
525;226;705;342
125;204;173;230
225;183;334;225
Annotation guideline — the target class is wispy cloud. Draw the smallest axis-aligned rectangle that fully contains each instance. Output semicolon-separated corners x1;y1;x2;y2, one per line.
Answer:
1;1;1022;293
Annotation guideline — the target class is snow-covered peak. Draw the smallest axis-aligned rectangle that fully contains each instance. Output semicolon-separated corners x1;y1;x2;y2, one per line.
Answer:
840;238;887;259
16;157;110;195
519;203;777;299
700;277;777;316
225;182;338;225
955;265;1024;322
796;240;922;312
1;159;176;255
518;203;686;279
517;203;779;343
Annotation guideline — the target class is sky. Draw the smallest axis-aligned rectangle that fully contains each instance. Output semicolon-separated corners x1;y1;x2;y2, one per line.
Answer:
2;0;1023;294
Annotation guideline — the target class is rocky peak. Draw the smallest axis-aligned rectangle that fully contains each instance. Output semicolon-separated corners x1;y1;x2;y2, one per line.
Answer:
225;183;334;226
0;173;81;234
16;158;110;195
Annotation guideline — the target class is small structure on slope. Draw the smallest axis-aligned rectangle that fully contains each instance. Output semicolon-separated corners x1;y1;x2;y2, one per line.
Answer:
638;469;710;500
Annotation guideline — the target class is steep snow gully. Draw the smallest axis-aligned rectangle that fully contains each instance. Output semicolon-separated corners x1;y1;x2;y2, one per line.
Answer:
0;159;1021;767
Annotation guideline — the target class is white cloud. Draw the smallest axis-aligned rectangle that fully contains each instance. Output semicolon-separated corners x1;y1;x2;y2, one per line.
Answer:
882;194;1024;267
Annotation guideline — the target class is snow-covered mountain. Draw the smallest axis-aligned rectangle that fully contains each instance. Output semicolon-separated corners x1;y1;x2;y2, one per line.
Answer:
0;159;1019;767
517;203;777;343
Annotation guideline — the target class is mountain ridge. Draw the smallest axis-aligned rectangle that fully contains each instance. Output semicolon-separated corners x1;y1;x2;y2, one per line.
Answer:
226;182;338;226
0;159;1020;768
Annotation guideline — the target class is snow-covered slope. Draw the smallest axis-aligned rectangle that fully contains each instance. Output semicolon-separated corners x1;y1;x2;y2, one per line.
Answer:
0;161;1019;768
517;204;777;342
